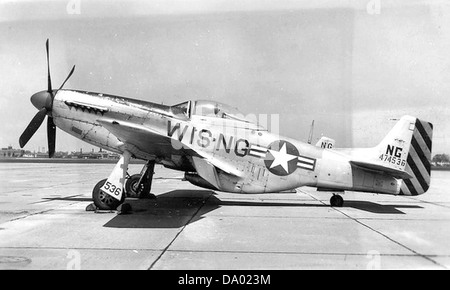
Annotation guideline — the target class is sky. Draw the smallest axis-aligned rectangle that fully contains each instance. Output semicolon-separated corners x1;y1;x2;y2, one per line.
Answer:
0;0;449;154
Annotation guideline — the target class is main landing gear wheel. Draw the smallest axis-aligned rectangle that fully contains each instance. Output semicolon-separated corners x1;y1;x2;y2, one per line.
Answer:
124;161;156;199
125;174;150;198
92;178;124;210
330;194;344;207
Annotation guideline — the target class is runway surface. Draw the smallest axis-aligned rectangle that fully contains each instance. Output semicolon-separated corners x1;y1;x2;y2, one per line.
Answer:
0;162;449;270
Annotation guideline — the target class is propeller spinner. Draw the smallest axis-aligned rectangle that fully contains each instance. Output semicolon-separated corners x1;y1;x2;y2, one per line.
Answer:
19;39;75;158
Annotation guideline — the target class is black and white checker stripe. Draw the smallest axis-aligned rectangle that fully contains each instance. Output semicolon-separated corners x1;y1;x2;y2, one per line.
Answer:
399;118;433;196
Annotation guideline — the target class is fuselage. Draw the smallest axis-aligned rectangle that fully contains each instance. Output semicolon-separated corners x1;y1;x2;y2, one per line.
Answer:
51;89;401;195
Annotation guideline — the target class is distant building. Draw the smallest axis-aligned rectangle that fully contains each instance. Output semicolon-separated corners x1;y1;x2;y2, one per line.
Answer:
35;152;49;158
1;145;120;160
22;152;35;158
0;146;24;158
67;149;119;159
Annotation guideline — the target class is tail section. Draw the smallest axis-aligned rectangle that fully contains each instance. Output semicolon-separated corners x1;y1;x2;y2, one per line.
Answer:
399;118;433;195
373;116;433;195
375;116;415;171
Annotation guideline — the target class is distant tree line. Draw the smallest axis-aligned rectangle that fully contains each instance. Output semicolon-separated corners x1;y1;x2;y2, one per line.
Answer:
432;154;450;164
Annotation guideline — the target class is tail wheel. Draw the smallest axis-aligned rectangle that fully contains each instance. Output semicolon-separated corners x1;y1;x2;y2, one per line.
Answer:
92;178;123;210
125;174;150;198
330;194;344;207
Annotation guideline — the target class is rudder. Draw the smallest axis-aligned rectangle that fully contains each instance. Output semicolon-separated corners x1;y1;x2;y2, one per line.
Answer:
399;118;433;195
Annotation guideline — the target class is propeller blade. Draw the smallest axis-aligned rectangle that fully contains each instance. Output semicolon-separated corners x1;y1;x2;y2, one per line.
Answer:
58;65;75;90
47;117;56;158
46;39;52;93
19;108;47;148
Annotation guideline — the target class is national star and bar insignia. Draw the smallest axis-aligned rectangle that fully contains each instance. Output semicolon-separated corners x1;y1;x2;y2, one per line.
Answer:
248;140;316;176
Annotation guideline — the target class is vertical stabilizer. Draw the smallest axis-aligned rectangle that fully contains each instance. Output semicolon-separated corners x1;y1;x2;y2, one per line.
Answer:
374;115;417;173
399;118;433;195
373;116;433;195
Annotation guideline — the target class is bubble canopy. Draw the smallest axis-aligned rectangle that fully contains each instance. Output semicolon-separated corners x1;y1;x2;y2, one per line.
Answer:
172;100;253;123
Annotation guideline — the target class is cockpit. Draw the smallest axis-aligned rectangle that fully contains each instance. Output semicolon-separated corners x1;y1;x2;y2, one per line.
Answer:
171;100;253;123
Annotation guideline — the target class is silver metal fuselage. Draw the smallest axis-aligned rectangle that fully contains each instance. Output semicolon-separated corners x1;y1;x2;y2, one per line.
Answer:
51;90;400;195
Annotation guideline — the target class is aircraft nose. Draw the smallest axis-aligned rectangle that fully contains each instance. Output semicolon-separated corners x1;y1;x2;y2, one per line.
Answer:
31;91;52;110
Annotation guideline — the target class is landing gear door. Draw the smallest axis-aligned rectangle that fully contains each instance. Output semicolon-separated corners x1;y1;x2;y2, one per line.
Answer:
100;150;131;200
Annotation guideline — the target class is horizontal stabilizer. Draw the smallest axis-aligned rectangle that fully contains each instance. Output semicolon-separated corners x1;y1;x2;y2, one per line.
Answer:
350;160;412;179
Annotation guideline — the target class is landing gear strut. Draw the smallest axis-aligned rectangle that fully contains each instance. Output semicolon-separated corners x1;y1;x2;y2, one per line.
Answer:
92;178;124;210
125;160;156;199
91;151;131;211
90;155;156;211
330;194;344;207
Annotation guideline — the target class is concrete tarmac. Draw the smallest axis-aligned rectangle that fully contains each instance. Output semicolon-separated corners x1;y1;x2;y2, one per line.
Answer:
0;162;449;270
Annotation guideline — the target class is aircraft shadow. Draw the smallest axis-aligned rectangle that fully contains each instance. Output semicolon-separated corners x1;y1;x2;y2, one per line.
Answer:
103;189;330;229
104;189;216;229
36;190;423;229
101;190;422;229
42;197;93;202
35;195;92;203
343;200;422;214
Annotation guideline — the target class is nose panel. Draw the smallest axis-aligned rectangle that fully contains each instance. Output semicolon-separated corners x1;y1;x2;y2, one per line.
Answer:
31;91;52;110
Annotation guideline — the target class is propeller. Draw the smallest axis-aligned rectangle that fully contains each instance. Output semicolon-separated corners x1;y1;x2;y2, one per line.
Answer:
19;39;75;158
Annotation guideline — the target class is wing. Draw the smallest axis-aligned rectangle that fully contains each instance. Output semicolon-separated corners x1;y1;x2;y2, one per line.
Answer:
97;118;180;158
97;118;243;185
